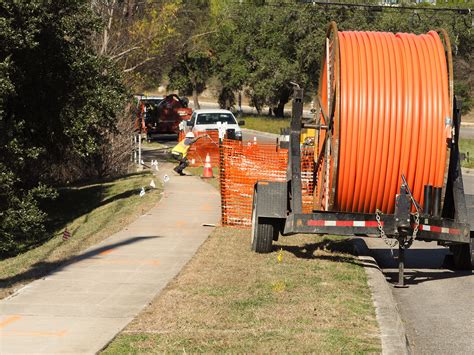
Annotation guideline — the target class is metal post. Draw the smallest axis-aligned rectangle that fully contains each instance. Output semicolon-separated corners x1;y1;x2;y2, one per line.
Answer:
133;135;137;163
289;85;303;214
423;184;433;215
395;245;408;288
138;133;142;168
432;187;442;218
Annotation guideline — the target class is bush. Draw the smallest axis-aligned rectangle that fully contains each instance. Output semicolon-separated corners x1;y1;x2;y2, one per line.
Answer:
0;1;127;256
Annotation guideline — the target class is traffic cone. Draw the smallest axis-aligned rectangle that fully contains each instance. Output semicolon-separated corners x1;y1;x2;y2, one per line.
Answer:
202;153;214;178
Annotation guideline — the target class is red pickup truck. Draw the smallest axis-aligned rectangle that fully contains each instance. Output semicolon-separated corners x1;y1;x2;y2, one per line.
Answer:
134;94;192;140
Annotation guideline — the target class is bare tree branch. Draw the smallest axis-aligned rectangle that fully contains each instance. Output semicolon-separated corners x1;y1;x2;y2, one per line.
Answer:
110;46;141;61
123;57;155;73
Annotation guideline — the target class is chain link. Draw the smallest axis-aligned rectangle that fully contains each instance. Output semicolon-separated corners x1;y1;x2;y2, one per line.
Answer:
376;209;398;249
376;208;421;251
403;210;420;249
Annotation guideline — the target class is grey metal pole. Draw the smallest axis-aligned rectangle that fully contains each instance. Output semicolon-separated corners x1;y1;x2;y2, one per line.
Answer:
138;133;142;170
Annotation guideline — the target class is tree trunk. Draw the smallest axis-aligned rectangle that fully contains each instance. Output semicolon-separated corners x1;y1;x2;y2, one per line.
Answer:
192;86;200;109
274;90;291;118
100;0;116;56
273;104;284;118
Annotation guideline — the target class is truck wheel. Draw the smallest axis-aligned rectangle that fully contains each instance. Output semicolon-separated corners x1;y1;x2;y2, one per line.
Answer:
450;244;473;270
250;190;277;253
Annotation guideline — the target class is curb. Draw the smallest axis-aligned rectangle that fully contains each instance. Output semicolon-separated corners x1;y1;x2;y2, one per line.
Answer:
351;238;410;355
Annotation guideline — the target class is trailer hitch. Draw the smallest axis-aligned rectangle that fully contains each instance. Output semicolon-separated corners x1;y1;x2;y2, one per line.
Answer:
393;175;421;287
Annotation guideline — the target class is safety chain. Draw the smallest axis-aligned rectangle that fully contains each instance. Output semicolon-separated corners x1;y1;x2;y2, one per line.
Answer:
404;210;420;249
376;209;398;249
375;209;421;250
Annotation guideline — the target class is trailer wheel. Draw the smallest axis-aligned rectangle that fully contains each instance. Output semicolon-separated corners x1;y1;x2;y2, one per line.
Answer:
251;217;278;253
450;244;473;270
251;190;277;253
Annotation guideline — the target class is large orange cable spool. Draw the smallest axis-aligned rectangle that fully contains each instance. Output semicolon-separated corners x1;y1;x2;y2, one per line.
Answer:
314;22;453;214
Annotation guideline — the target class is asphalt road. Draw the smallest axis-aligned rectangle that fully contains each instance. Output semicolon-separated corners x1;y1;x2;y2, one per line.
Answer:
460;125;474;139
365;172;474;354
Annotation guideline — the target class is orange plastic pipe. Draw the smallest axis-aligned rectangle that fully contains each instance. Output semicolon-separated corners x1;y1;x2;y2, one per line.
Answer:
322;29;451;214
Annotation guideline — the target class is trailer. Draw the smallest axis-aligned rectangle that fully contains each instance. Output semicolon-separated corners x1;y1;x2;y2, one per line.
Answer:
250;25;473;287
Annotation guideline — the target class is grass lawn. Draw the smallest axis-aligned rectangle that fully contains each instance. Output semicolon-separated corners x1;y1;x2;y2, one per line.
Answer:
459;138;474;169
103;229;381;353
242;115;290;134
141;140;168;150
0;172;162;300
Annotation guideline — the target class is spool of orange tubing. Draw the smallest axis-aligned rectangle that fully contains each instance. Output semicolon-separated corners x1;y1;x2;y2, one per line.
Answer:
315;22;453;214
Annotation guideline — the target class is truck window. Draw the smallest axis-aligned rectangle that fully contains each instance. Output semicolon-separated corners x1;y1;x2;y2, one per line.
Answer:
196;113;237;125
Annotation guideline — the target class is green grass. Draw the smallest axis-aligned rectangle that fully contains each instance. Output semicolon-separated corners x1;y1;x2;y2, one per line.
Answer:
459;139;474;169
0;172;162;299
242;115;290;134
103;230;381;353
141;141;168;149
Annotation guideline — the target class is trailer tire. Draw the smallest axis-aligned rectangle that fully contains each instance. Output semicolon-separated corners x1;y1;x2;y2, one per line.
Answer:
450;244;473;270
251;190;277;253
251;217;278;253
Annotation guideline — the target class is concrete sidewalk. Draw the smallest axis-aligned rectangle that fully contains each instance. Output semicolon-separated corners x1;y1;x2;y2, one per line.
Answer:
0;164;220;354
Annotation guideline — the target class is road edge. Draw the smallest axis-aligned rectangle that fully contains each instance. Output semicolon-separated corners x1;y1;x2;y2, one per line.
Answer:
242;128;279;138
351;238;410;355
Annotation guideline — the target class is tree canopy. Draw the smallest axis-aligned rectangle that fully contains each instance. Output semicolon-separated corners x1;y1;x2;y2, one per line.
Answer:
204;1;473;116
0;0;126;256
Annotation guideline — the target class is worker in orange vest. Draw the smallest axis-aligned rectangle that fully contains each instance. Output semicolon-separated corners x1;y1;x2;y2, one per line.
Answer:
171;132;208;175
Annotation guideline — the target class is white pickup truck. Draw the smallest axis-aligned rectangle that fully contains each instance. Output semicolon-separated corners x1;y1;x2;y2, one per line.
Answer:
183;109;245;140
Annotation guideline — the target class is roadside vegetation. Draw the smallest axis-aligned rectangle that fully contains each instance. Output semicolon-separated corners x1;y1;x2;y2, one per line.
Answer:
0;172;161;300
459;139;474;169
242;115;290;135
103;229;380;353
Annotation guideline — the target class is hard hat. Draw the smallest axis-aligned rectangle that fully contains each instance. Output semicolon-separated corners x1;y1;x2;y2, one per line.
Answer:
185;132;195;138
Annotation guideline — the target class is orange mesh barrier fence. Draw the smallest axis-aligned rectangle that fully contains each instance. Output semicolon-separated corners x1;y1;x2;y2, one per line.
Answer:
219;139;314;227
178;130;220;167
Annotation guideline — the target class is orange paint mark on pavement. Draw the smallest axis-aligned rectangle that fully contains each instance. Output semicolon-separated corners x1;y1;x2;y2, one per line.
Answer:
79;258;160;266
200;203;213;211
99;249;115;256
0;330;67;337
175;220;186;227
0;316;21;330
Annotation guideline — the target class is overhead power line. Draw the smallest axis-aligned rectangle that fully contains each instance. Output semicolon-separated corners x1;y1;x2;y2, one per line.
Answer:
232;1;472;14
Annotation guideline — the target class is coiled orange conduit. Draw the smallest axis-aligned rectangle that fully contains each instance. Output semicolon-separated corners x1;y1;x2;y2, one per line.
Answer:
318;26;452;214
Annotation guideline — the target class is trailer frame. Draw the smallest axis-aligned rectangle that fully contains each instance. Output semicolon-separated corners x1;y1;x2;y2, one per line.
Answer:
251;88;474;286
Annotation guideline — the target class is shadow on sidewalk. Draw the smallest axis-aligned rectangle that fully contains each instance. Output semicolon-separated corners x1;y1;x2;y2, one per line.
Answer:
0;236;161;293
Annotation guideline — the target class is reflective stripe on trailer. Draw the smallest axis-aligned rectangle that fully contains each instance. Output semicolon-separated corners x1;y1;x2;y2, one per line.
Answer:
307;220;381;227
418;225;461;235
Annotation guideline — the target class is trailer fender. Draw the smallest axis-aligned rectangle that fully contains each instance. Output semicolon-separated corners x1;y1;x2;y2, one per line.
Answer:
254;181;287;219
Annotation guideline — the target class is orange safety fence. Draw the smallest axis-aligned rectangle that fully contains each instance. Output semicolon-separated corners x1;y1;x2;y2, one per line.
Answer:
178;130;220;167
219;138;314;227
